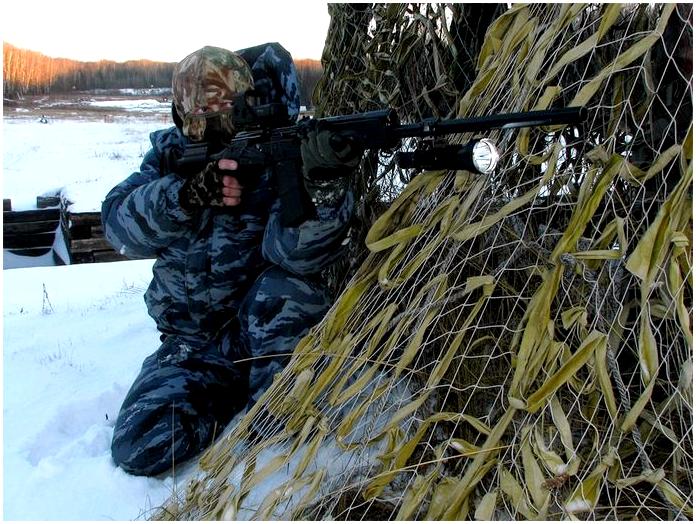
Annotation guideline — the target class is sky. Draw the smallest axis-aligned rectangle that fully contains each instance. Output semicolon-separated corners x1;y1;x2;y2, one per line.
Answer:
2;0;331;62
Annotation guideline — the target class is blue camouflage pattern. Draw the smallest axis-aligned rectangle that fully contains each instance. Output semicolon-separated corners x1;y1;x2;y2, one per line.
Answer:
102;126;352;340
110;266;331;475
104;125;352;475
109;331;249;476
104;44;353;476
236;42;301;123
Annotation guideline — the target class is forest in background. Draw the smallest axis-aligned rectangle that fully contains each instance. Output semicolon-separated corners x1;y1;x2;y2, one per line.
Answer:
2;43;323;107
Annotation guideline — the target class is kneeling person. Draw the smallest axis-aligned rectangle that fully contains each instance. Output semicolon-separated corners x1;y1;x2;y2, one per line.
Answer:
102;45;359;476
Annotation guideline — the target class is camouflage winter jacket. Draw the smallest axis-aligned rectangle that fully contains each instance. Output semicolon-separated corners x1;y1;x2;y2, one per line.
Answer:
102;126;353;342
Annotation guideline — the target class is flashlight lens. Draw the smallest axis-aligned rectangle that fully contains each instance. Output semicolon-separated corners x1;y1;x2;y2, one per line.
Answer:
472;139;500;174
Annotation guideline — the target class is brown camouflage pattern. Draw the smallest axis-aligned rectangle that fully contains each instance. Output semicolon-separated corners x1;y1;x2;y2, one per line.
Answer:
172;46;254;140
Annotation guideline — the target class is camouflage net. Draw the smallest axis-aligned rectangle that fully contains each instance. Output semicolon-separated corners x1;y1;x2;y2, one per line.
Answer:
157;4;692;520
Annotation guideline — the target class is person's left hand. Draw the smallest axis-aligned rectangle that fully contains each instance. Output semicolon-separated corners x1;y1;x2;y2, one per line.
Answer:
300;129;363;181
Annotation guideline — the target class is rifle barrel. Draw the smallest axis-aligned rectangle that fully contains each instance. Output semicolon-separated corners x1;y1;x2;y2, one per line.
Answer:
393;106;586;139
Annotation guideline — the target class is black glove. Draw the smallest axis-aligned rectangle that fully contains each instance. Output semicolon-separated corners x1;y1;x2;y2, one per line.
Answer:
300;129;362;208
300;129;362;181
178;161;225;210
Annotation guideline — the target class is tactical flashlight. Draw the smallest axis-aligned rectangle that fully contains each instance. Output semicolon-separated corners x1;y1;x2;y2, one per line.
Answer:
469;139;500;174
396;139;500;174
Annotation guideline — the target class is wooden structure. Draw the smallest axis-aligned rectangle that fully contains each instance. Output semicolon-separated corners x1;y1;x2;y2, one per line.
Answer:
68;211;129;263
3;206;66;259
3;197;133;265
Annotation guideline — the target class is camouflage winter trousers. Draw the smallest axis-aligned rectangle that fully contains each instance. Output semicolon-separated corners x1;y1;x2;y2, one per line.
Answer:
110;266;330;476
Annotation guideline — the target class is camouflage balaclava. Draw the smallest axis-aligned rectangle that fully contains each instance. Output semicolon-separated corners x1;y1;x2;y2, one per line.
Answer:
172;46;254;142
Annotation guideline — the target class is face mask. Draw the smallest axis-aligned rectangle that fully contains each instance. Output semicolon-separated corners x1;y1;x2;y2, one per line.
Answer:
183;108;237;143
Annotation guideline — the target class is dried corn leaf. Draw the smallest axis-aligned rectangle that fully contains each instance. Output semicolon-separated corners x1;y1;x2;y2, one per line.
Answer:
570;4;676;108
424;476;459;520
521;426;550;513
542;3;623;84
564;449;617;514
395;472;436;520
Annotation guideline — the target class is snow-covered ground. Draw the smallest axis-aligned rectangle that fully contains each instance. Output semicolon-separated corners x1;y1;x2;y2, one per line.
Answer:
3;99;169;213
2;102;191;519
2;259;179;520
4;257;378;520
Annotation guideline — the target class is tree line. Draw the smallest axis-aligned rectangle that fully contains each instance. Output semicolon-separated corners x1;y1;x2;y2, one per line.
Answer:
3;42;323;107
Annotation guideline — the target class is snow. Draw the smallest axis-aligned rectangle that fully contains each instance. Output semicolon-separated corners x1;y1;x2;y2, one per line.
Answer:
2;259;179;520
2;104;190;519
3;116;164;213
88;99;171;112
1;255;396;519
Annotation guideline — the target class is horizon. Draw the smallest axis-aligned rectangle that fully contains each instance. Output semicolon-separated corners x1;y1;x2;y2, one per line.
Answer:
1;0;331;63
2;40;324;65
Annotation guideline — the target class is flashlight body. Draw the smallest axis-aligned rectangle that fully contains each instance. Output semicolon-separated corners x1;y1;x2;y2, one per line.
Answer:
396;144;482;172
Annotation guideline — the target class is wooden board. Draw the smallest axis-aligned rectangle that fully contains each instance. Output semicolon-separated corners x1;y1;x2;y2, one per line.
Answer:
4;232;57;249
36;196;61;208
69;212;102;227
3;209;61;223
2;207;149;265
93;250;131;263
3;220;59;235
70;237;116;253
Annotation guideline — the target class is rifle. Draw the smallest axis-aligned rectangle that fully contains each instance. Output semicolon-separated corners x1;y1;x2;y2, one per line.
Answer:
169;103;587;226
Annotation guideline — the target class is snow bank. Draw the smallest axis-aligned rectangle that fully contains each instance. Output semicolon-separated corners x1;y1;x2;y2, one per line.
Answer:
2;259;187;520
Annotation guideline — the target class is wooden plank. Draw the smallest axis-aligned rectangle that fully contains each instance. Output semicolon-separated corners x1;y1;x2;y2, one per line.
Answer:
3;232;56;249
69;212;102;227
3;220;59;235
92;250;131;263
70;237;115;252
3;199;11;212
3;208;61;223
70;251;95;264
69;224;93;240
37;196;61;208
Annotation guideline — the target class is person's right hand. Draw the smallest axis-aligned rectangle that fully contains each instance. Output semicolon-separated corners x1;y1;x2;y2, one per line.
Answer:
218;159;243;206
179;159;243;210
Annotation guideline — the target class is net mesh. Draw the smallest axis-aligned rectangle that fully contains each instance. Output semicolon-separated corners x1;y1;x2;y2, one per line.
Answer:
156;4;693;520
